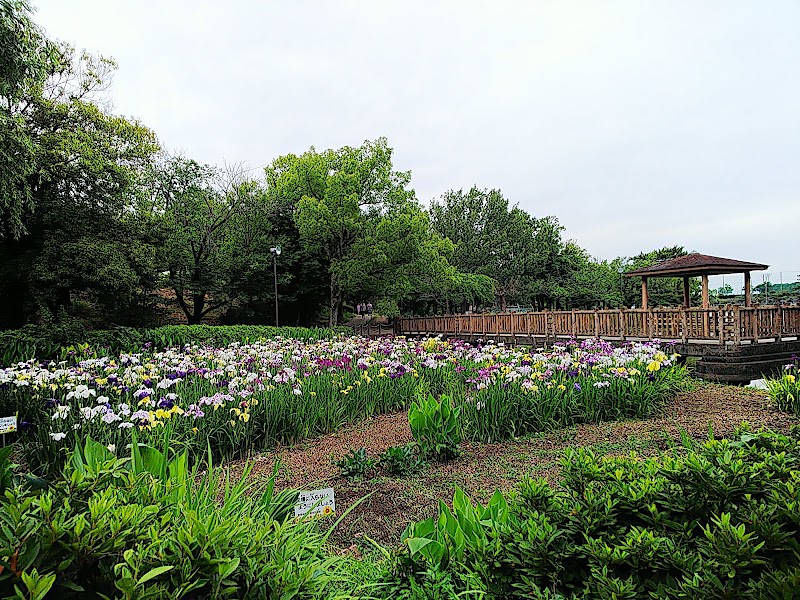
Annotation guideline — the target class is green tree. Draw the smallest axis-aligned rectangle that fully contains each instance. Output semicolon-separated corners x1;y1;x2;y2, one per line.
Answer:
290;138;416;326
431;188;567;310
0;35;160;327
342;204;495;316
149;156;265;324
0;0;60;239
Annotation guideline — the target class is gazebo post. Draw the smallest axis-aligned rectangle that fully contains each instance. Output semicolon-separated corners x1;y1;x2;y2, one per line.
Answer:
744;271;752;307
682;277;690;308
702;274;710;337
641;277;648;309
701;275;709;309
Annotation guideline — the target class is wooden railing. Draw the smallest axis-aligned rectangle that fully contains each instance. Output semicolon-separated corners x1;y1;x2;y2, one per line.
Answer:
398;306;800;346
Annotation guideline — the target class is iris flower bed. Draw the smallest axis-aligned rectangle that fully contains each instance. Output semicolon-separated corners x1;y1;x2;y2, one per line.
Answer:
0;336;686;474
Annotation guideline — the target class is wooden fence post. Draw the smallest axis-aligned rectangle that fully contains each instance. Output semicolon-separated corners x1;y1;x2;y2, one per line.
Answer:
594;312;599;337
680;308;687;343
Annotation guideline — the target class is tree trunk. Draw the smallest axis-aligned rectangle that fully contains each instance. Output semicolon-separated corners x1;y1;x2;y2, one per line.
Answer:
190;291;205;325
329;273;340;328
189;264;204;325
498;291;507;312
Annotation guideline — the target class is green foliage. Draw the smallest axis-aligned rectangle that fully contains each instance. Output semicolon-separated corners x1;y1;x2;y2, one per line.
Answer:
430;187;568;311
461;358;686;443
378;444;426;476
147;156;274;325
392;426;800;598
409;390;462;462
0;0;59;240
335;447;376;480
288;137;416;326
0;323;347;363
765;361;799;415
0;28;160;327
0;434;345;599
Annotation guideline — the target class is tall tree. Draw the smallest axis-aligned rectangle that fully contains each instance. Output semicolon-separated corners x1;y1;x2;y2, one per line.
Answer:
0;27;160;326
430;187;565;310
290;138;415;326
341;203;494;316
622;246;696;308
149;156;263;324
0;0;59;239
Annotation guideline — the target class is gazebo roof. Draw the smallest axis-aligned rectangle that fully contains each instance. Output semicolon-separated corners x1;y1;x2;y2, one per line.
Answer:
624;253;769;278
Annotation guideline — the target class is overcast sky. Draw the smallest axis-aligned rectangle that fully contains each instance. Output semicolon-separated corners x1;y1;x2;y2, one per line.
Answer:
33;1;800;290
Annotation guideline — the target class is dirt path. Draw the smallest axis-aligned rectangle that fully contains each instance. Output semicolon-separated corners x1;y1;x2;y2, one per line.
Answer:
236;384;798;548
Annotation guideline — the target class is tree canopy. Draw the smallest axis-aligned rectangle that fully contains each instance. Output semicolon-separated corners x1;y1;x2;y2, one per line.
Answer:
0;3;712;330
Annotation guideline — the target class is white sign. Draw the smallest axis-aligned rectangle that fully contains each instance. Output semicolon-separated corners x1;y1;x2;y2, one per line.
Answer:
294;487;335;518
0;415;17;435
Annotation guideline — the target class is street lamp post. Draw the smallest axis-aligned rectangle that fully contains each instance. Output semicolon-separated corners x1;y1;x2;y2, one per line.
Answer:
617;266;625;308
270;246;281;326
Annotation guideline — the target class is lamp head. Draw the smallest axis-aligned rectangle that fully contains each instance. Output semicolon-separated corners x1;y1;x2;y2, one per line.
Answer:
270;246;281;256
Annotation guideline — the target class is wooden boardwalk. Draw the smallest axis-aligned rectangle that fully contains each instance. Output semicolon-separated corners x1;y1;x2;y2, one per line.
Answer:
395;306;800;382
398;306;800;347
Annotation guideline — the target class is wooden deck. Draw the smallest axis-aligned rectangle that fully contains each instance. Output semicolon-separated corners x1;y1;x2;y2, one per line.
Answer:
393;306;800;382
394;306;800;382
398;306;800;348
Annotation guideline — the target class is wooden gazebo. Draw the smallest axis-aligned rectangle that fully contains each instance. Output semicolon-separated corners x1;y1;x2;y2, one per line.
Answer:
624;253;769;309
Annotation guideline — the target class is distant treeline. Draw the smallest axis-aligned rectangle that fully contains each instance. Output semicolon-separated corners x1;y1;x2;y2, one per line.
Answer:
0;1;693;330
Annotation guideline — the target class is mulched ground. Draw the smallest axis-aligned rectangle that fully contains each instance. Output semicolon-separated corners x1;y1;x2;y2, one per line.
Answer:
232;384;798;549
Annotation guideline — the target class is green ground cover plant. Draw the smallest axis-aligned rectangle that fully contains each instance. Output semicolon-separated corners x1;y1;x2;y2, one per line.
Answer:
336;447;375;480
388;425;800;599
0;433;350;599
378;445;426;476
409;390;462;461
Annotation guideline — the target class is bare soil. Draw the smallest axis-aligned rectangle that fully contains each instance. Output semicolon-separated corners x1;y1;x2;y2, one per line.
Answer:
234;384;798;549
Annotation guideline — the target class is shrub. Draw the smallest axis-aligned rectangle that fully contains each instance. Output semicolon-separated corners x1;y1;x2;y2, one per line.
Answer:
409;390;462;462
393;426;800;598
0;435;346;599
378;444;426;476
336;447;375;480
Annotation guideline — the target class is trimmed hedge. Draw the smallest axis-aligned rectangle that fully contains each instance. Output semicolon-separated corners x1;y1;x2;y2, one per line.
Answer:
0;323;351;364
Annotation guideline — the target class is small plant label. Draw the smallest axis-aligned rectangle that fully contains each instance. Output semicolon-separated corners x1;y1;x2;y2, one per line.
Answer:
0;415;16;434
294;487;335;518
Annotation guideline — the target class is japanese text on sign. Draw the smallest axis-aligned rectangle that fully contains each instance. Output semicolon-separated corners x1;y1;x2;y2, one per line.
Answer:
294;487;335;518
0;416;17;435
